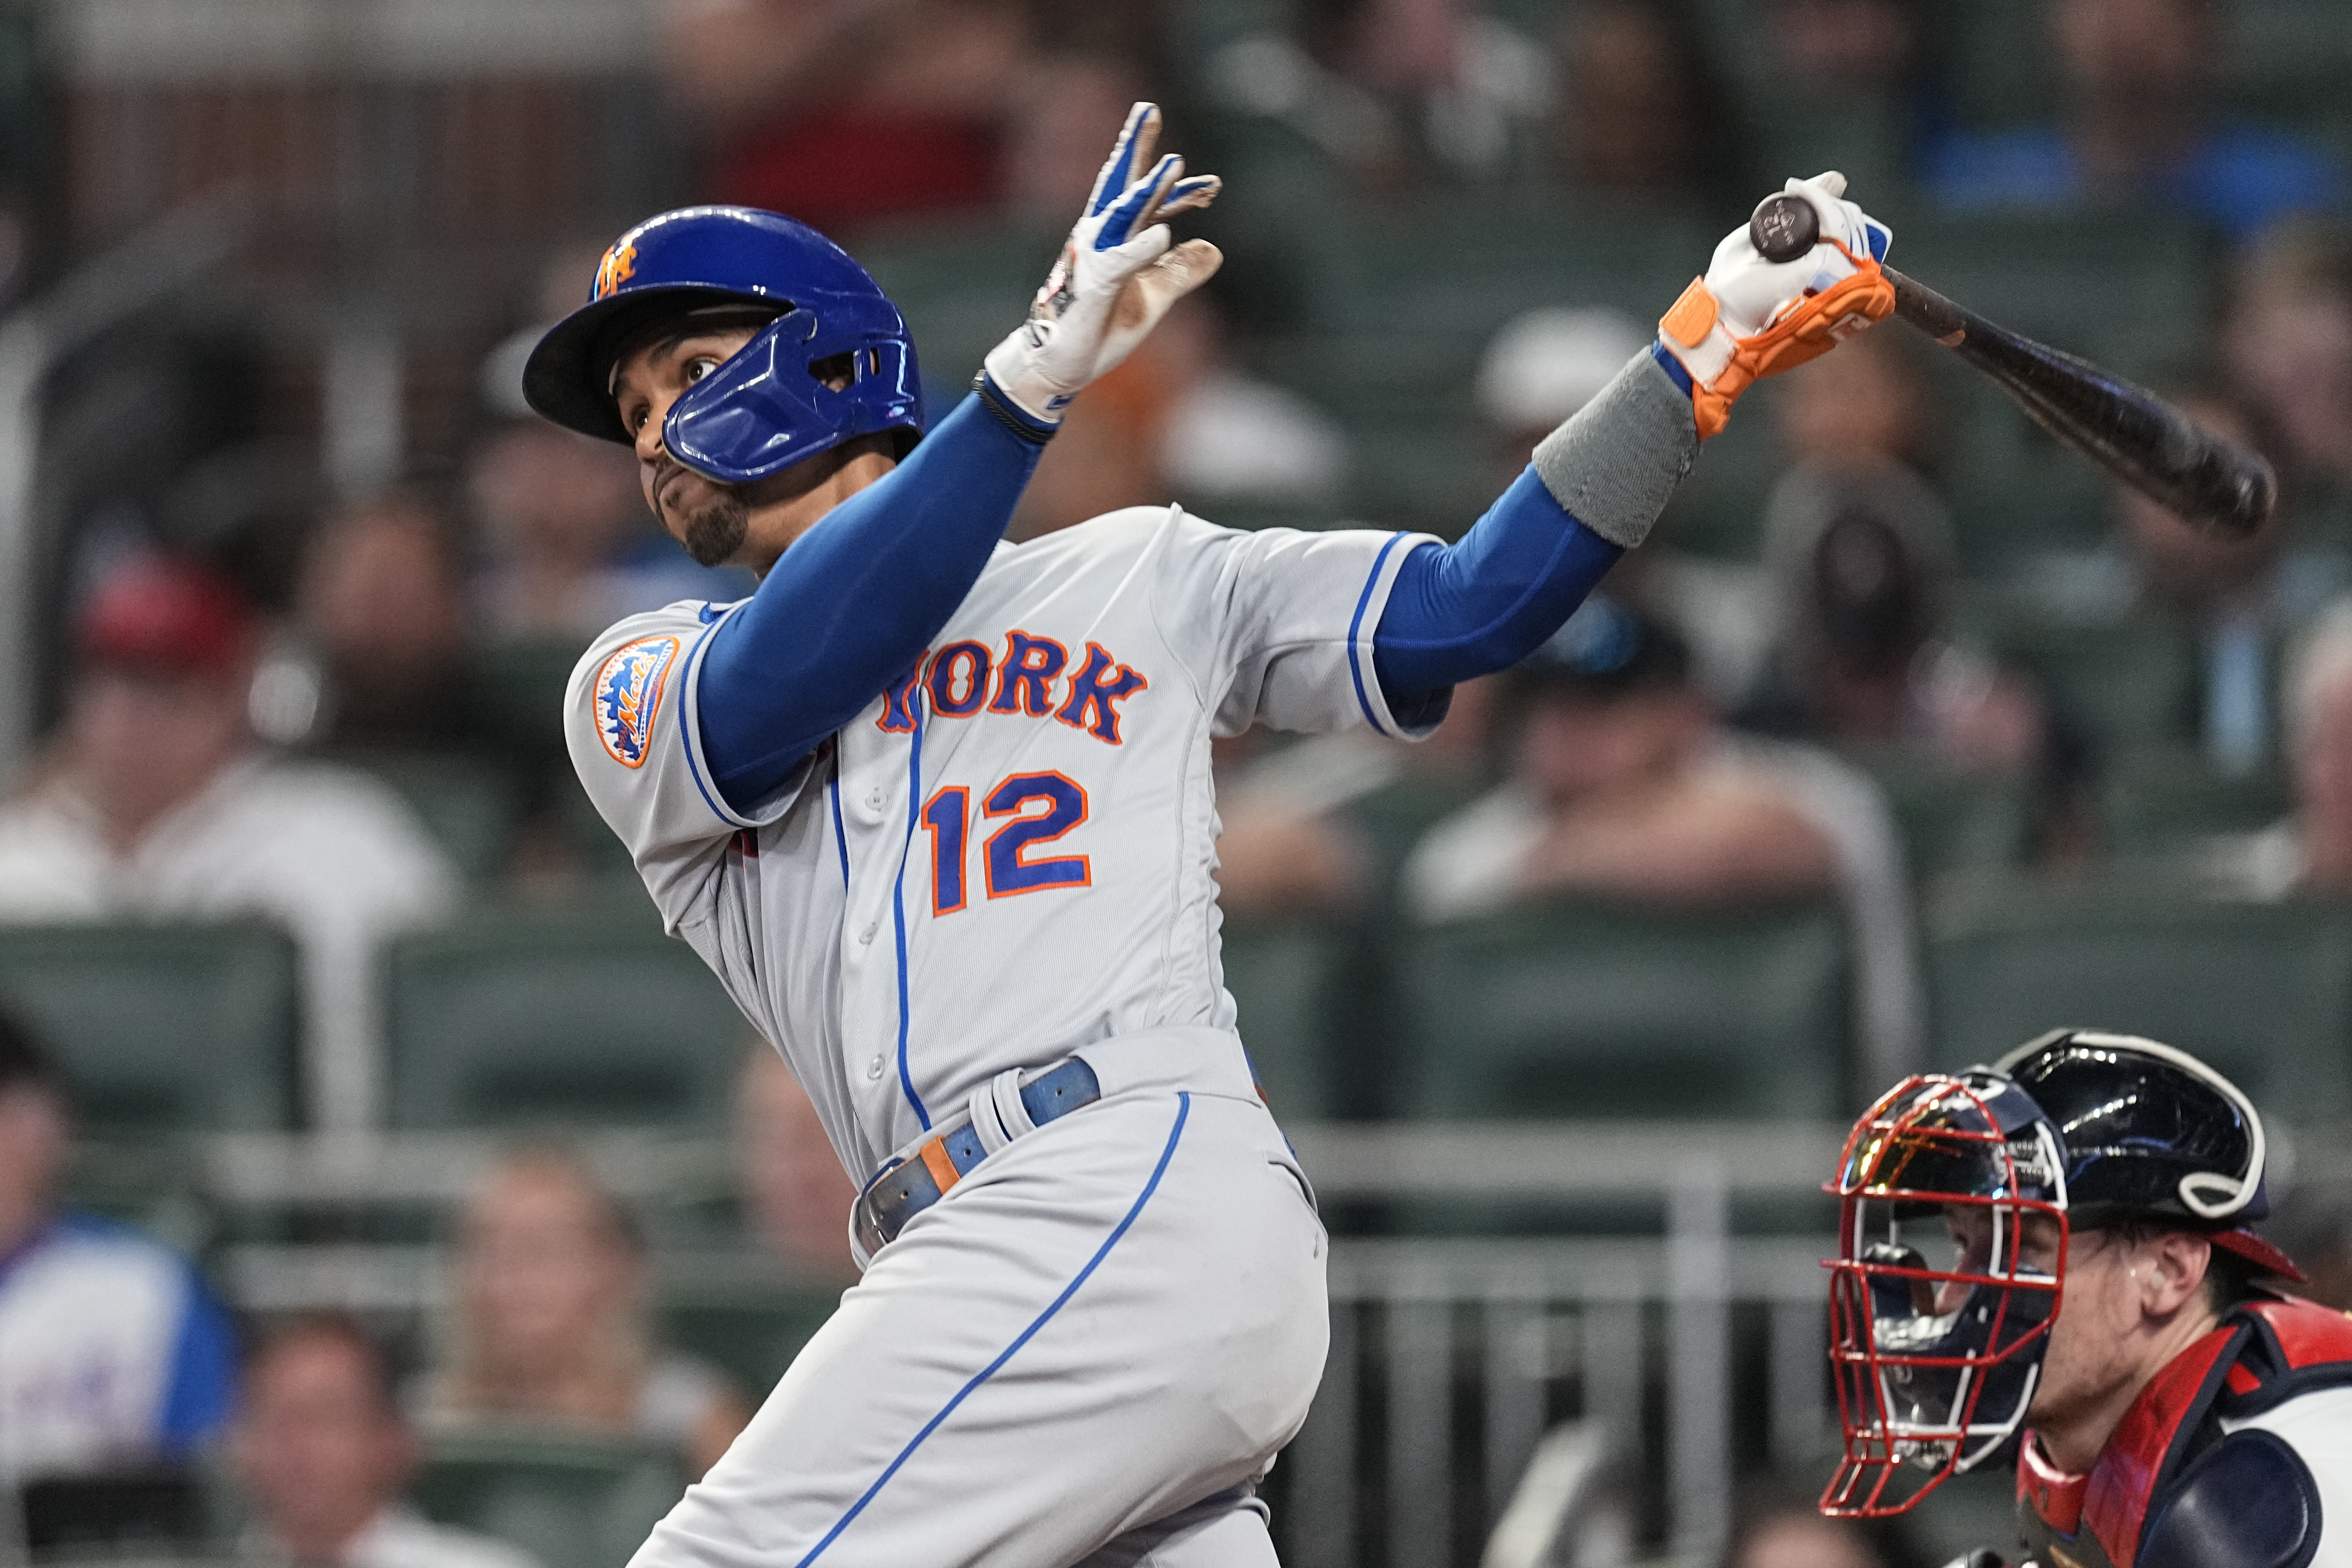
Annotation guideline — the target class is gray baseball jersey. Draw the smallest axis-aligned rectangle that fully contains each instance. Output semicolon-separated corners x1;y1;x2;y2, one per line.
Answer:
565;505;1435;1183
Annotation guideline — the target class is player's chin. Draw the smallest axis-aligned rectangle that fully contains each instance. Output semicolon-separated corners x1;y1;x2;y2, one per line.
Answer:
667;485;751;569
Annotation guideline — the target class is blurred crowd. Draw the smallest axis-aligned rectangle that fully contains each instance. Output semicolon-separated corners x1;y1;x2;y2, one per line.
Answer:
0;1004;856;1562
5;0;2352;1561
2;0;2349;1123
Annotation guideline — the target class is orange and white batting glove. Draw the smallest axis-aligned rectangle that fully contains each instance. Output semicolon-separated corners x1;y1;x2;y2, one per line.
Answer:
1655;171;1895;440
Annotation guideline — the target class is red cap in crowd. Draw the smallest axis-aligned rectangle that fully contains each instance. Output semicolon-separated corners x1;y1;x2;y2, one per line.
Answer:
76;554;257;676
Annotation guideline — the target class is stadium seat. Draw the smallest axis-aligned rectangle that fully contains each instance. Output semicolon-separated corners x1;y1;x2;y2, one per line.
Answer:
659;1278;843;1400
348;752;524;885
2102;748;2291;859
1220;921;1358;1121
1888;212;2214;381
1393;898;1852;1120
1865;762;2031;882
0;923;300;1132
1925;878;2352;1118
383;906;749;1130
465;641;588;776
1991;618;2201;757
1293;193;1717;343
411;1430;685;1568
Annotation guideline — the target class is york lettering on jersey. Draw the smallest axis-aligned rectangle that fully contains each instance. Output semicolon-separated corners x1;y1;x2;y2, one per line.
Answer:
874;633;1148;744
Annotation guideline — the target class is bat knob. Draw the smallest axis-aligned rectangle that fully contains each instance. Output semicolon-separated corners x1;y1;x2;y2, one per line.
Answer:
1750;192;1818;264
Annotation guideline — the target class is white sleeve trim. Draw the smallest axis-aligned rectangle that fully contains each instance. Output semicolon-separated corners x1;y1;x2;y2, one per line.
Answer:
677;601;819;831
1345;529;1446;740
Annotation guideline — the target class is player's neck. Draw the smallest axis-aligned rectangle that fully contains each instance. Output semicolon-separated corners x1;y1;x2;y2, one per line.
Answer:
2036;1301;2221;1473
740;442;898;579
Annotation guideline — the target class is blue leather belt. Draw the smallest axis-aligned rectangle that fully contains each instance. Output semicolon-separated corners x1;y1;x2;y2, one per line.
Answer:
854;1057;1101;1255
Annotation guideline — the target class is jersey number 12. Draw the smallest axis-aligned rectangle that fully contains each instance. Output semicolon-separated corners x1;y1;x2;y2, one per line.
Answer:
919;771;1092;915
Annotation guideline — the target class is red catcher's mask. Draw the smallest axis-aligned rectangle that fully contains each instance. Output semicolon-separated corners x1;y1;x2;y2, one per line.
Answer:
1821;1070;2069;1517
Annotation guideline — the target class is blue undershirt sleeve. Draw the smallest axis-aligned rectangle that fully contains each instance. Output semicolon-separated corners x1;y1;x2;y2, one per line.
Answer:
696;392;1049;811
1371;465;1624;722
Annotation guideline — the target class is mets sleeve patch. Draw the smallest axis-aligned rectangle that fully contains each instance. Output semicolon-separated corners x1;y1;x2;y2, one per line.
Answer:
595;634;682;768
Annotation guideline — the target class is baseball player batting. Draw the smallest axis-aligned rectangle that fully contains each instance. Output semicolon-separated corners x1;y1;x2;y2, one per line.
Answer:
525;104;1894;1568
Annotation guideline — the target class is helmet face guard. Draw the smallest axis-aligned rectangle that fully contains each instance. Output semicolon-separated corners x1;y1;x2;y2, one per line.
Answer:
1822;1072;2069;1518
664;298;922;486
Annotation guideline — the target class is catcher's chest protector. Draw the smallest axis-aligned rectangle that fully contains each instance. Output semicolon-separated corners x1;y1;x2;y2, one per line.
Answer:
2014;1298;2352;1568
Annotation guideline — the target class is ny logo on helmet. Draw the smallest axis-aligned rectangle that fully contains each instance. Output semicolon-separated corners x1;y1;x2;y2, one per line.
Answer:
594;242;639;301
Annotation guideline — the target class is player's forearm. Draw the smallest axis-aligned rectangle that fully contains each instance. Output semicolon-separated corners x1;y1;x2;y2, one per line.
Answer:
697;393;1047;806
1370;349;1695;700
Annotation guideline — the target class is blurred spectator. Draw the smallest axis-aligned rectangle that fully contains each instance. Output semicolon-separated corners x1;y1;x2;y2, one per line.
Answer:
1476;306;1652;471
1740;331;2057;787
1551;0;1740;200
1724;1475;1921;1568
1405;596;1921;1074
466;420;747;643
2222;221;2352;504
1762;0;1921;90
0;186;28;311
1208;0;1552;191
1772;325;1934;477
1210;729;1377;923
1013;292;1350;538
296;493;472;752
471;252;753;642
656;0;1030;232
234;1315;539;1568
1748;466;2048;780
1002;51;1156;225
1921;0;2340;241
0;555;457;1130
1153;294;1350;512
1006;374;1161;541
734;1047;859;1284
1749;0;1933;199
2205;601;2352;897
0;1010;236;1479
2082;395;2337;775
424;1150;751;1479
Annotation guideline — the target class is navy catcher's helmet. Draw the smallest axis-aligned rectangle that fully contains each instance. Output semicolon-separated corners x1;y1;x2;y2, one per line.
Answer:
1994;1028;2303;1281
522;206;923;486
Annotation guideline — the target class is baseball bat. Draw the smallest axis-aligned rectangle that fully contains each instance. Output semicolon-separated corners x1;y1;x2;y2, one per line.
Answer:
1747;192;2276;538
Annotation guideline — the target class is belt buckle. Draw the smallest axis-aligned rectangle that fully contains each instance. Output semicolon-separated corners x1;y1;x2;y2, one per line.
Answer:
856;1153;942;1254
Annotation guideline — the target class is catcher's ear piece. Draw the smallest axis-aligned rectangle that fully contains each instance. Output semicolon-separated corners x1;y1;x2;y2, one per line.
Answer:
1750;192;1820;264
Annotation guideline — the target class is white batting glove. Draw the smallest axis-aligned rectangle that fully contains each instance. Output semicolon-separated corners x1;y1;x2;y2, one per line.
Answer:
1657;171;1896;439
979;103;1222;431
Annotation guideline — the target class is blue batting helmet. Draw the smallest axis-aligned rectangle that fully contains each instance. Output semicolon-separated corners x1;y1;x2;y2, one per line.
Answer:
522;206;923;486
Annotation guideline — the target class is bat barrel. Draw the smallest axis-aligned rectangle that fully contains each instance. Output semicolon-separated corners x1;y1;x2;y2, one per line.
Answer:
1884;267;2276;538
